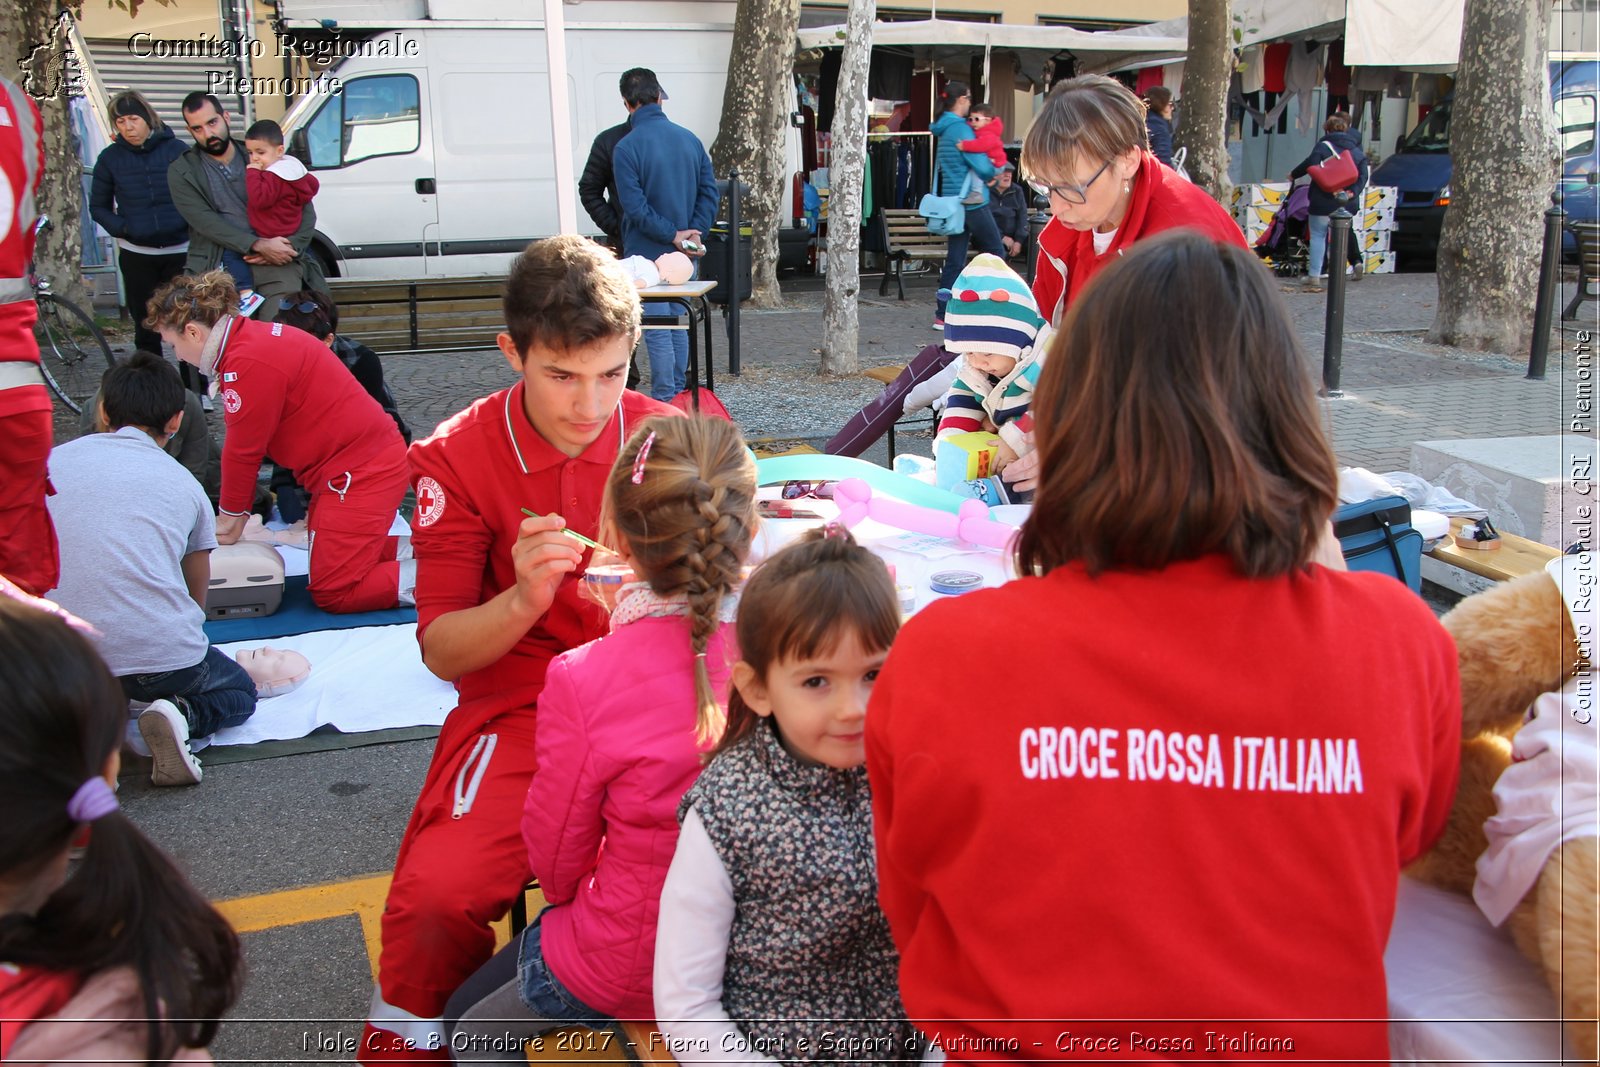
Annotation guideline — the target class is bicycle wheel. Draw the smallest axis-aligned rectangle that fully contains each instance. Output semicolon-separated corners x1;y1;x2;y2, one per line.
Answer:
35;293;114;414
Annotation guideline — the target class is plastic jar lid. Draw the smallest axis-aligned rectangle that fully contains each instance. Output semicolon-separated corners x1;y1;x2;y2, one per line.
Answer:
929;569;983;596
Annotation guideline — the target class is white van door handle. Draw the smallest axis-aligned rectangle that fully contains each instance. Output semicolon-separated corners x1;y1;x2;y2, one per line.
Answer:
415;178;435;195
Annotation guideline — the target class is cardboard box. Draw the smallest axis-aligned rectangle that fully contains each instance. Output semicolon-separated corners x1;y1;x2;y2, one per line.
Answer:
936;431;1001;488
1240;181;1292;210
1362;250;1396;275
1354;227;1391;254
1358;203;1396;231
1361;185;1399;215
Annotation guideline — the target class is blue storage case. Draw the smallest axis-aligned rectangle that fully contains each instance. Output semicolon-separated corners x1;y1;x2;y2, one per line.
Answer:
1333;495;1424;593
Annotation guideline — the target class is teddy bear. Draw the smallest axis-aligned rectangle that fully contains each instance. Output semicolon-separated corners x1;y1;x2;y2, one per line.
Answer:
1407;553;1598;1060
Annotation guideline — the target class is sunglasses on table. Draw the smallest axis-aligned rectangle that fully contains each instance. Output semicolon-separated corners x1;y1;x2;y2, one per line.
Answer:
1027;158;1114;205
781;480;835;500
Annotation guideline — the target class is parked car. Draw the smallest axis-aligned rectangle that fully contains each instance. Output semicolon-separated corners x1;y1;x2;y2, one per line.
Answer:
1375;55;1599;264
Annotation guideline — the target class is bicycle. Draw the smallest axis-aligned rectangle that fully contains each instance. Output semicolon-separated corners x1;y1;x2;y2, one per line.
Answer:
31;215;115;414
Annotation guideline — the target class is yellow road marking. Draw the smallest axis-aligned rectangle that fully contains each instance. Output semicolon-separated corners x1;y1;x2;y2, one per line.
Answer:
214;875;545;982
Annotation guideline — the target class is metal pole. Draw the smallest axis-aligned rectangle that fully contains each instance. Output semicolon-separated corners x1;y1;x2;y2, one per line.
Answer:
1321;208;1352;398
727;169;742;376
542;0;579;233
1528;189;1566;381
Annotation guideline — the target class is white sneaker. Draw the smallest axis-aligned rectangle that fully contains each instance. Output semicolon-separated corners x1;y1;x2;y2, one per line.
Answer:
239;291;266;317
138;699;203;786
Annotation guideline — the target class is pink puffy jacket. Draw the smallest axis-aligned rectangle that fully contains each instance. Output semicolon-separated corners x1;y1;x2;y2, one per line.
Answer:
523;614;735;1020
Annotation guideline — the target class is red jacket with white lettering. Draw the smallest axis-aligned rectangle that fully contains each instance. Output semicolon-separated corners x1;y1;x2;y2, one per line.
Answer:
213;316;405;514
1031;151;1247;328
867;555;1459;1061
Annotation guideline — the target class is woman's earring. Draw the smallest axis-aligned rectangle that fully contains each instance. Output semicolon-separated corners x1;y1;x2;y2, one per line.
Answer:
1123;180;1131;193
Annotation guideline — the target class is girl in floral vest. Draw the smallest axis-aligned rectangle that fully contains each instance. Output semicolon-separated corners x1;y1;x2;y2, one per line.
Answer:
654;527;923;1064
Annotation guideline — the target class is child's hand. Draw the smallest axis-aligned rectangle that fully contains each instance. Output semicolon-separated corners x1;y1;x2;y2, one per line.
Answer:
246;160;265;170
509;513;584;621
995;439;1019;472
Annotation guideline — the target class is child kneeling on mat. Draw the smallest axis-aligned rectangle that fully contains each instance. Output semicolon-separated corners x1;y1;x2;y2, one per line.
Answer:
444;415;758;1061
653;528;924;1064
936;253;1051;505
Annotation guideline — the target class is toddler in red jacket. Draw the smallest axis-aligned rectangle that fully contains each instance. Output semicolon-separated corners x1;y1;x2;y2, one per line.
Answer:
443;415;758;1061
233;118;319;315
958;103;1009;168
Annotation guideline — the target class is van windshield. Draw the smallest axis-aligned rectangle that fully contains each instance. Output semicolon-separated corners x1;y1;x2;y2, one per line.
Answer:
1398;99;1451;154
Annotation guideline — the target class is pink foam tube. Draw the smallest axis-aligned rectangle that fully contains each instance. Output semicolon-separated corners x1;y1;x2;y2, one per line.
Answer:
832;479;1015;550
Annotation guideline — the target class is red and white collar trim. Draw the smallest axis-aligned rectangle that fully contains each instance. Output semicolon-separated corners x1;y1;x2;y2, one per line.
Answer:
500;384;626;475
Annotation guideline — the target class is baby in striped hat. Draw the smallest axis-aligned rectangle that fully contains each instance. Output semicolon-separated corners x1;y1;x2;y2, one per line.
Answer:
936;254;1053;503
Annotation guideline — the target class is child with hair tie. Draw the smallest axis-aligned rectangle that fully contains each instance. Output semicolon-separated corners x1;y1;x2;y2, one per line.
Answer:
445;415;758;1060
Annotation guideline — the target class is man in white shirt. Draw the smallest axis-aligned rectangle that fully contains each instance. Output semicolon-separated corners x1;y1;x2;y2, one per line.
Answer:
47;351;258;786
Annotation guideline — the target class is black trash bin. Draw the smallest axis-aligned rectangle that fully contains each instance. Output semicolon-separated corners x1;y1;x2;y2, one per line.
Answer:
700;224;753;305
1026;211;1051;284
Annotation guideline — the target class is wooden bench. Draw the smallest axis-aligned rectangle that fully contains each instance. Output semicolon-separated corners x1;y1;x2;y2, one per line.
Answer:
1422;516;1561;597
875;208;984;301
1563;219;1600;321
327;276;506;355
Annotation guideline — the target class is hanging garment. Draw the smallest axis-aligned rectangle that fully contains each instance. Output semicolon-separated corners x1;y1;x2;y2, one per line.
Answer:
1285;41;1326;134
1324;39;1351;97
1261;43;1291;94
1239;45;1265;95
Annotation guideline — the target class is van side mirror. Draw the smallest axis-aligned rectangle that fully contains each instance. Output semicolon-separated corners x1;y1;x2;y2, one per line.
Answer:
289;127;310;166
790;111;804;128
1589;171;1599;186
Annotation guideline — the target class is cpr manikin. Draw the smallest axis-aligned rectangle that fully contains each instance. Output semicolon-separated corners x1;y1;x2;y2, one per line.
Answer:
234;646;311;698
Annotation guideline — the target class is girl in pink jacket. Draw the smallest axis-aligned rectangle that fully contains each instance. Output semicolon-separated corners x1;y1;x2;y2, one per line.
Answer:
444;415;759;1059
0;593;242;1065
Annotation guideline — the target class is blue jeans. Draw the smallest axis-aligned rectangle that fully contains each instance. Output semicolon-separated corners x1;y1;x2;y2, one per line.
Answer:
641;309;688;402
517;912;608;1025
937;204;1006;318
1307;212;1360;279
120;645;258;738
219;249;255;292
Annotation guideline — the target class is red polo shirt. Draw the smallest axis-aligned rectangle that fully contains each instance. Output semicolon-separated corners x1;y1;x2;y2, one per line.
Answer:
407;384;675;710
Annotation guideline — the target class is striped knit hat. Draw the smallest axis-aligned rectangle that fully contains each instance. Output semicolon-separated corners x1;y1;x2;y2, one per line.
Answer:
940;254;1046;360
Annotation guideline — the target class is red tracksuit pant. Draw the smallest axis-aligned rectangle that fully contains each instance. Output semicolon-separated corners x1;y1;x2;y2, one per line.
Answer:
362;688;542;1064
0;400;58;596
306;451;408;614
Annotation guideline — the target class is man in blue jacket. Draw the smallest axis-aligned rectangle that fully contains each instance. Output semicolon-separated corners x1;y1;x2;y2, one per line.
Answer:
613;69;719;402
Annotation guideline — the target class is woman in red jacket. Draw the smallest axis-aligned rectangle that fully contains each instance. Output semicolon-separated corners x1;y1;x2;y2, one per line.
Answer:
998;75;1246;499
868;234;1460;1062
1023;75;1246;329
147;270;409;614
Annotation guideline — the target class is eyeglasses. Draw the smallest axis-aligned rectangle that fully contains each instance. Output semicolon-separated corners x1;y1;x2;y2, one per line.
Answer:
277;298;321;313
1027;158;1113;206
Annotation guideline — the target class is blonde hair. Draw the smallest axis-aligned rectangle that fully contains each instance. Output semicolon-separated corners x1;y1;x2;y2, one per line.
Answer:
604;416;758;745
144;270;239;334
1021;74;1149;180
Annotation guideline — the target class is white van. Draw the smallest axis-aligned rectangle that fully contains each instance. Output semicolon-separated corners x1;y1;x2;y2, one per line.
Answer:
276;16;808;278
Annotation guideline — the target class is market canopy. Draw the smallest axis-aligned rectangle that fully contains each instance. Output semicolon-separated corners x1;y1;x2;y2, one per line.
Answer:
795;18;1189;81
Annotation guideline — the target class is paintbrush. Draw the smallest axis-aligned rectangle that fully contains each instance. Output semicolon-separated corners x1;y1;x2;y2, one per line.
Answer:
520;508;614;554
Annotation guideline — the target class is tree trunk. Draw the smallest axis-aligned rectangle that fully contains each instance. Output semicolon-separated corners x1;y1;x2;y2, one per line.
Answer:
1430;0;1557;354
711;0;801;309
0;5;90;311
1174;0;1231;207
818;0;873;376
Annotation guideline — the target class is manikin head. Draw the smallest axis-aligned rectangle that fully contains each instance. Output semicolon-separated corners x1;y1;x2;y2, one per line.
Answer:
234;646;311;698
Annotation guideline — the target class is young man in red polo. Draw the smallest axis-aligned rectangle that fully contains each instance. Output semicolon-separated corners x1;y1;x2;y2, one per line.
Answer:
362;236;677;1063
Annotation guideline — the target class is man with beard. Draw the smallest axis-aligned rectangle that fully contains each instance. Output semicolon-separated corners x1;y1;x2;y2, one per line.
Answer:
169;92;327;327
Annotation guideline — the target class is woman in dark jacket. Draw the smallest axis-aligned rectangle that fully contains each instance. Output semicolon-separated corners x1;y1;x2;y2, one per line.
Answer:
1143;86;1175;167
1289;112;1369;291
89;91;190;353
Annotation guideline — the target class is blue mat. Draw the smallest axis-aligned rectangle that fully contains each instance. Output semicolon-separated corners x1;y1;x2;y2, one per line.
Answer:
204;574;416;643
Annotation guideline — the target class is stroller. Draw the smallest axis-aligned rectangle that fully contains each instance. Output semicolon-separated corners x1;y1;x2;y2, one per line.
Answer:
1253;184;1310;278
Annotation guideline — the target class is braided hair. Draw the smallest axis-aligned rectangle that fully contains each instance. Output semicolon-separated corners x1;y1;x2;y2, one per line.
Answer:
604;416;758;745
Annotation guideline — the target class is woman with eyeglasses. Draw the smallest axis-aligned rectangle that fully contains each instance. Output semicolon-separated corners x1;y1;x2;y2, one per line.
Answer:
144;270;412;615
930;81;1006;328
1023;76;1245;331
